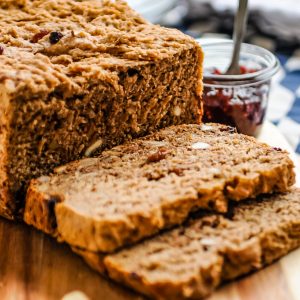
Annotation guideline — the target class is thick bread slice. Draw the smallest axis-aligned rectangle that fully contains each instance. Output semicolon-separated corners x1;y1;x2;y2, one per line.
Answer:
24;124;295;253
79;189;300;300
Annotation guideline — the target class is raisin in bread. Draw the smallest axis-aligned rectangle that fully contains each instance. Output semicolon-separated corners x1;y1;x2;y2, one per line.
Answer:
0;0;203;219
24;124;295;253
80;189;300;300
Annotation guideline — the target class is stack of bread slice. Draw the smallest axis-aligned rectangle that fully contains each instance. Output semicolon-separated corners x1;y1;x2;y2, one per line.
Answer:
24;123;299;299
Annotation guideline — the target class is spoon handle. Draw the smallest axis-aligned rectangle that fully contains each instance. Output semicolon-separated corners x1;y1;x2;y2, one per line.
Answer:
226;0;249;75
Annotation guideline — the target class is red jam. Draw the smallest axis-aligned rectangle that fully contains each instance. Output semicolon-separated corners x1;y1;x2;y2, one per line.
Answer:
211;66;259;75
202;66;269;137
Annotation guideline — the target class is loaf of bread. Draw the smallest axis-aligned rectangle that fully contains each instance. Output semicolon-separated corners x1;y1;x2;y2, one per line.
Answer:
0;0;203;219
78;189;300;300
24;124;295;253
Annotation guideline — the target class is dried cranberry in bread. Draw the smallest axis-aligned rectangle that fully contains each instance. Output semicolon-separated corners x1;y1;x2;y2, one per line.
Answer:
24;124;295;252
0;0;203;219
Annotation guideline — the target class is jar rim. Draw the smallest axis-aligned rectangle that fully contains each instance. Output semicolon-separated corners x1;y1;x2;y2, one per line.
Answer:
197;39;280;82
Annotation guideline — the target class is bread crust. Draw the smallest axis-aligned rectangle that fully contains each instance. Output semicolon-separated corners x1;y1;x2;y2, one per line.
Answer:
0;84;14;219
24;180;61;236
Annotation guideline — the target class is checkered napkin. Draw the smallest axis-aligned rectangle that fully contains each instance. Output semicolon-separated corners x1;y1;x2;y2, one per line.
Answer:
266;51;300;160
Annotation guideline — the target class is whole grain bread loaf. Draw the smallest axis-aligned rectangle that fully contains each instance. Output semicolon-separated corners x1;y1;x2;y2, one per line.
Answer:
80;189;300;300
24;124;295;253
0;0;203;219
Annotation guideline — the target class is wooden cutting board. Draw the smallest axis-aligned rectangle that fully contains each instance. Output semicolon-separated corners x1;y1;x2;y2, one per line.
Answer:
1;121;300;300
1;218;300;300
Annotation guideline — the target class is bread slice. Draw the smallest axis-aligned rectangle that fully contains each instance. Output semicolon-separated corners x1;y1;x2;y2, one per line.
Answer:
0;0;203;219
79;189;300;300
24;123;295;253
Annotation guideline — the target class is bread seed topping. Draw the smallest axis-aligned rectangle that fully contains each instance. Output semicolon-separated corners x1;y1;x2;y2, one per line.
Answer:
200;124;213;131
84;139;103;157
191;142;210;149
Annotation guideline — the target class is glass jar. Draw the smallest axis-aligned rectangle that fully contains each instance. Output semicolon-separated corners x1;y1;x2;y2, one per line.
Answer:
198;40;280;137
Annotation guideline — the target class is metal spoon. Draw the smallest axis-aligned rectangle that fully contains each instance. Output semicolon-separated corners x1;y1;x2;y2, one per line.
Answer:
225;0;249;75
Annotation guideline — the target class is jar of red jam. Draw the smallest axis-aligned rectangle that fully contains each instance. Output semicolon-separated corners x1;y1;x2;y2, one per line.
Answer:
199;40;280;136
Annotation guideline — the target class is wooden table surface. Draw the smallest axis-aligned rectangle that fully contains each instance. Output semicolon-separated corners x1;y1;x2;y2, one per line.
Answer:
1;217;300;300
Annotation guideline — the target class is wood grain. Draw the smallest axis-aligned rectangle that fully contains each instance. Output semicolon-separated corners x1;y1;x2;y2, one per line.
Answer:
0;218;300;300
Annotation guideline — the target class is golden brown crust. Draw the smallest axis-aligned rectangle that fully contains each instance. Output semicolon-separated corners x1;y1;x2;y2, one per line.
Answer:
0;0;201;98
0;84;14;219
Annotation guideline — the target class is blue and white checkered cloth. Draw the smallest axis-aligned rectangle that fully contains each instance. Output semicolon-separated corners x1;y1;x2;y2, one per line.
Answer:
267;52;300;162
